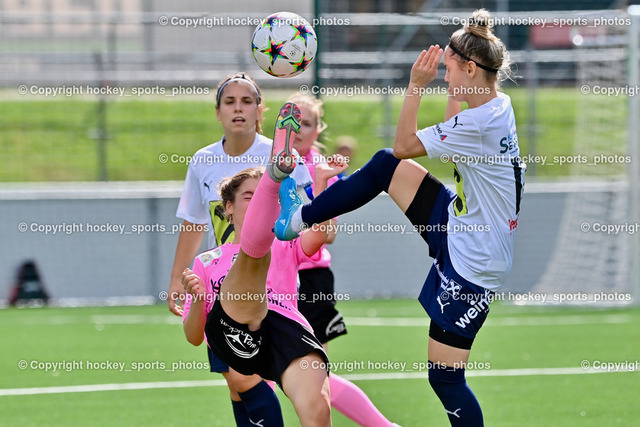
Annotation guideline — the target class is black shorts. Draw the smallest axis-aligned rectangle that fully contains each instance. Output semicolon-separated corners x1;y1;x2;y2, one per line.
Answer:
298;267;347;344
205;299;329;386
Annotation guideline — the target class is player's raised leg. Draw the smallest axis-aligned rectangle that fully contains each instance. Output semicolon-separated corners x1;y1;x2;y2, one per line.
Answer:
220;102;301;329
275;148;427;240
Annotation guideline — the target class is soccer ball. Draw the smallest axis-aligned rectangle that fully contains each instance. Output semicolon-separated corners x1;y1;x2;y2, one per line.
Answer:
251;12;317;78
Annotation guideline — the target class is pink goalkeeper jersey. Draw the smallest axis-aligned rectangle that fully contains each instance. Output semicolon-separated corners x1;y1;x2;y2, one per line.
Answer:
299;147;338;270
182;239;321;336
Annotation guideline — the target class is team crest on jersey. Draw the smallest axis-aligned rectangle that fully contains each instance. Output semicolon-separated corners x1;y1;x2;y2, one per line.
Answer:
198;247;223;267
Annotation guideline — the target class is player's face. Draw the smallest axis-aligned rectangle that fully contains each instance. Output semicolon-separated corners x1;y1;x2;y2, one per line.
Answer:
443;48;472;102
225;177;259;233
216;82;262;137
293;104;319;156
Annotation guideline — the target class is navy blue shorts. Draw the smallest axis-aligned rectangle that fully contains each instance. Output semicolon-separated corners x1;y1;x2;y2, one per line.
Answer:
207;346;229;373
405;174;494;350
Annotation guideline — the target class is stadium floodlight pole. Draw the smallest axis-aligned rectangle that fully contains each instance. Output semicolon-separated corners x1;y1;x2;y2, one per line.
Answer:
314;0;321;99
628;5;640;306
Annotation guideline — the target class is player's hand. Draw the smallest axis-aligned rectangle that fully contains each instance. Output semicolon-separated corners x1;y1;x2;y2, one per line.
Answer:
167;280;184;316
181;268;206;298
315;154;349;180
409;45;443;89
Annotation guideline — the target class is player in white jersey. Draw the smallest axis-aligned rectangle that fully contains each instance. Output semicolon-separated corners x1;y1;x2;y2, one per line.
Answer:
167;73;311;427
275;9;525;427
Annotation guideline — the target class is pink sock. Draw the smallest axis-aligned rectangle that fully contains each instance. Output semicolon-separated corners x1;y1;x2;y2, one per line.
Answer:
239;174;280;258
329;374;392;427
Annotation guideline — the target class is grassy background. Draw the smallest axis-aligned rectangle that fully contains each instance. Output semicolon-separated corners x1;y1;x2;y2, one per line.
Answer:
1;299;639;426
0;87;600;183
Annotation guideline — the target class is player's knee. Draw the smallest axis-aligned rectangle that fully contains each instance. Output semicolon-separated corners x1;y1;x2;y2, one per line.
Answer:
223;371;261;394
290;377;331;425
368;148;401;192
428;362;466;395
372;148;396;165
304;394;331;426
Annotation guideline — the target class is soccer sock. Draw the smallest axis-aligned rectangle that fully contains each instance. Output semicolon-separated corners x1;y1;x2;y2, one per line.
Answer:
231;400;252;427
428;363;483;427
295;148;401;230
238;380;284;427
329;373;393;427
240;174;280;258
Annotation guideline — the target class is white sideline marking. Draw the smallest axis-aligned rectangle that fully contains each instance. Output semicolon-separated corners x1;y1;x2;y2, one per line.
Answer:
346;314;632;327
0;380;226;396
9;313;632;327
1;367;635;397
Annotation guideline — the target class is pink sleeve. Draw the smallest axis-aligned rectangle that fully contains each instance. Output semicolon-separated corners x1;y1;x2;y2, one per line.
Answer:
293;238;323;264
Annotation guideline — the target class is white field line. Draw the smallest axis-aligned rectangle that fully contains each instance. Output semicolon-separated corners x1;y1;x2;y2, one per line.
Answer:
7;313;631;327
1;367;636;397
346;313;632;327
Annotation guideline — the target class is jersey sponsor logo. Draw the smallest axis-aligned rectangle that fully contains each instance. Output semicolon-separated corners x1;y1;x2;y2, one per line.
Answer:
452;116;464;129
432;124;448;141
508;218;518;231
220;318;261;359
454;289;493;329
499;128;519;154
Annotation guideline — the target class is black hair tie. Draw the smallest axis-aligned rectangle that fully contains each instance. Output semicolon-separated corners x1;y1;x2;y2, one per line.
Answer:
448;42;499;73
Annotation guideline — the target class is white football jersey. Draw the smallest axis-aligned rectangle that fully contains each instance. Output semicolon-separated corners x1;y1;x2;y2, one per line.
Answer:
416;92;526;290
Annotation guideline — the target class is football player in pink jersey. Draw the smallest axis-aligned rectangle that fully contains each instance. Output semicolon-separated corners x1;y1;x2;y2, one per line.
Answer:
169;73;313;426
181;102;347;426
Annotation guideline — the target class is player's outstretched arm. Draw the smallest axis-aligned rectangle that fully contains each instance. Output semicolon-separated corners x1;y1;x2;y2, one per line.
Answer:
167;221;205;316
181;268;207;346
394;45;443;159
300;155;349;256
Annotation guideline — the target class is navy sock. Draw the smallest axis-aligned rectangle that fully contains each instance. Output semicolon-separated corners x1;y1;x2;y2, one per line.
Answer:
238;380;284;427
231;400;252;427
301;148;401;225
428;363;483;427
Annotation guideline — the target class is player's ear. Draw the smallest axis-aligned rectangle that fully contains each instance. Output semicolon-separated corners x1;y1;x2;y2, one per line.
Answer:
225;200;233;222
256;103;264;122
466;61;477;78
